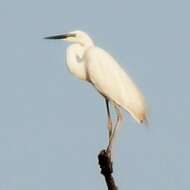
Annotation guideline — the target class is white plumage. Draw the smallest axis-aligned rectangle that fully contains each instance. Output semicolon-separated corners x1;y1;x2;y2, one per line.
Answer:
85;47;147;124
45;30;148;152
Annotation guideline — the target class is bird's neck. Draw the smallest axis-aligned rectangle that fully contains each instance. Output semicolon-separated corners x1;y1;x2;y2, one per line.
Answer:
80;36;95;48
66;44;88;81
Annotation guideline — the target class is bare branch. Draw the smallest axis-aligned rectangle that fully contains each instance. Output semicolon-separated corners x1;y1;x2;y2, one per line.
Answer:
98;150;118;190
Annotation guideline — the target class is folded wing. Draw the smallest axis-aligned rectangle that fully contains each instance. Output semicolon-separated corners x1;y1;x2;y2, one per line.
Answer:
85;47;148;124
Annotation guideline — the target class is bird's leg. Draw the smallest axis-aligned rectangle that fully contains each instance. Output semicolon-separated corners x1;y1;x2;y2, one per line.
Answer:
107;105;123;154
105;99;113;140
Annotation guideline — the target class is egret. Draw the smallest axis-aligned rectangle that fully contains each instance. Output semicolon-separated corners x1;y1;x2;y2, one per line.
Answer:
45;30;148;153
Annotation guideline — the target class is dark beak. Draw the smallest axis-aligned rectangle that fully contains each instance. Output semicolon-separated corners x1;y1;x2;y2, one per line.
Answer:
44;33;76;40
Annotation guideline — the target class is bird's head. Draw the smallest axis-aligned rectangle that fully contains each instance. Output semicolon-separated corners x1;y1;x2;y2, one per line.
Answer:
45;30;94;47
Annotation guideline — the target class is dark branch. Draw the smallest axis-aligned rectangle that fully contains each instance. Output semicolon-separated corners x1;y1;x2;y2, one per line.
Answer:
98;150;118;190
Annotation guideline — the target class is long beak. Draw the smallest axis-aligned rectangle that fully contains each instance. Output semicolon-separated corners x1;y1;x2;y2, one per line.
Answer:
44;33;75;40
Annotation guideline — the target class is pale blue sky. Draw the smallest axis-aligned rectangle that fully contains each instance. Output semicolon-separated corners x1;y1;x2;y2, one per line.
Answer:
0;0;189;189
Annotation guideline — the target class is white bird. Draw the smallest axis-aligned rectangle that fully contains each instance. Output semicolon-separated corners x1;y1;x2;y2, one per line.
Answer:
45;30;148;153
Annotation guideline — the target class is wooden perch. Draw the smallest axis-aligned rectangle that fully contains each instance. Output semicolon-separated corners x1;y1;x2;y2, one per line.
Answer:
98;150;118;190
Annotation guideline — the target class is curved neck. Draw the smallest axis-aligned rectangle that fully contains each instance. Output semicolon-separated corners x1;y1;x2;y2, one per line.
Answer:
81;37;94;47
66;44;88;80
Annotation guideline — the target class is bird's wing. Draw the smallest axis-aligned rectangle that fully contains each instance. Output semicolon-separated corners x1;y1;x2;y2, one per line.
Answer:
85;47;147;124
